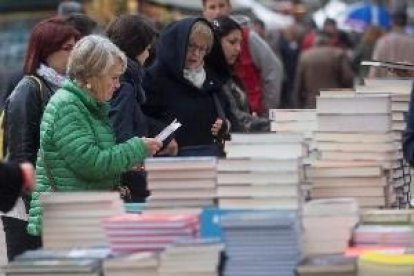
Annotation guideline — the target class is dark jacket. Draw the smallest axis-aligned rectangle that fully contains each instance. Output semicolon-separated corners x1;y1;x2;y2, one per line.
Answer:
222;79;270;133
109;58;164;202
403;84;414;166
142;17;230;152
0;162;23;213
5;75;56;165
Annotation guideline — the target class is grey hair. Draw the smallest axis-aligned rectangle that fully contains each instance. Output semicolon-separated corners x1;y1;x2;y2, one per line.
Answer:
67;34;127;83
190;21;214;52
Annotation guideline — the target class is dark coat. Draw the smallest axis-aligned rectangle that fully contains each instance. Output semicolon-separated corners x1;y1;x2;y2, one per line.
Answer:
5;75;56;164
109;58;165;202
110;58;164;143
0;162;23;213
142;17;231;151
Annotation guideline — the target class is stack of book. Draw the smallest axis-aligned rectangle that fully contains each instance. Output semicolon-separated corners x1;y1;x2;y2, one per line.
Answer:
158;238;223;276
269;109;317;139
268;109;318;191
102;213;199;254
145;157;217;210
353;209;414;248
225;133;307;159
222;133;307;208
221;211;301;276
3;248;112;276
303;198;359;256
103;252;159;276
296;254;356;276
307;160;390;209
40;192;123;249
355;77;414;207
312;92;398;208
217;157;302;210
358;250;414;276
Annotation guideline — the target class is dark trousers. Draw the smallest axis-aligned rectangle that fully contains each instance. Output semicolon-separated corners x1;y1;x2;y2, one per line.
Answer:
1;216;42;261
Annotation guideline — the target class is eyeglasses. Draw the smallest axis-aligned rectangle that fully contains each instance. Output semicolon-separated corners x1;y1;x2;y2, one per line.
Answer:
187;43;208;55
60;44;75;52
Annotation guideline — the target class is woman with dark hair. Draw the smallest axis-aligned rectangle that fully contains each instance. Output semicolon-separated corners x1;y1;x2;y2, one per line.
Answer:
213;16;270;132
2;16;80;261
106;15;177;202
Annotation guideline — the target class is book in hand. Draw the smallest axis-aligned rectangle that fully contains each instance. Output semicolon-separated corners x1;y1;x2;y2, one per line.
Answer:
361;60;414;71
155;118;181;142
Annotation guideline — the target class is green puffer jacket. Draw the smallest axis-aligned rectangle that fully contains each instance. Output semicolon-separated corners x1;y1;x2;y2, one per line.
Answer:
27;80;148;236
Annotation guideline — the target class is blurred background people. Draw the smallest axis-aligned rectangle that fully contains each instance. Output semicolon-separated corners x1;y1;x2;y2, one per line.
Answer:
143;17;230;157
27;35;162;237
369;11;414;78
293;31;354;109
106;14;177;202
352;25;384;83
2;17;80;261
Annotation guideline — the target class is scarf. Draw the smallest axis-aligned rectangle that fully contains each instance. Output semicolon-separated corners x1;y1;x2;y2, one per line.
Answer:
36;63;67;87
183;65;206;89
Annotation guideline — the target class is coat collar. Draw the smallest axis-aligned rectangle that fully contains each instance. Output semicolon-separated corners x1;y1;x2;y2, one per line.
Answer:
63;80;110;119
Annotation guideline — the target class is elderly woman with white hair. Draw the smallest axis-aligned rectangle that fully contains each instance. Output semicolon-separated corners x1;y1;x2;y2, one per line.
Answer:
26;35;162;237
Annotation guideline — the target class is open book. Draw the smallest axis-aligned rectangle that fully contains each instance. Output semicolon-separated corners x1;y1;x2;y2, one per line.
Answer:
155;119;182;142
361;60;414;71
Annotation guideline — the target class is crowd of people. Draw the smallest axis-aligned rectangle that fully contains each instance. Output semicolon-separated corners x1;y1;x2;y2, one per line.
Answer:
1;0;414;265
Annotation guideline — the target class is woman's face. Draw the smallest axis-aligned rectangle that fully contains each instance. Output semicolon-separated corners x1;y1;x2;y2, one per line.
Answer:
45;37;76;75
89;58;124;102
221;29;242;66
185;34;209;70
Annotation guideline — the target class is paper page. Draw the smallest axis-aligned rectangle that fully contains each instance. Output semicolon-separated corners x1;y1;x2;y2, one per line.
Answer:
155;119;182;142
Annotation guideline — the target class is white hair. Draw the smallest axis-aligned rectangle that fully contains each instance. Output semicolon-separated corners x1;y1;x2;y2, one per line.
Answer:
67;34;127;83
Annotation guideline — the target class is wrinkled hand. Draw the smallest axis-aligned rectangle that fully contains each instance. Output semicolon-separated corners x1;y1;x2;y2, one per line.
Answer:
142;138;163;156
157;138;178;156
20;162;35;193
211;118;223;136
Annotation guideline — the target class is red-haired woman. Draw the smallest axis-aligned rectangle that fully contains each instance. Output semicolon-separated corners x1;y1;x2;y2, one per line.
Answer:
2;16;79;261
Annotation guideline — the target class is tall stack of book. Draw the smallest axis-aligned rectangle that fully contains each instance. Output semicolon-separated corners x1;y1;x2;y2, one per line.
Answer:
307;160;391;209
221;133;307;209
103;213;199;254
312;92;398;208
303;199;359;256
158;238;223;276
221;211;301;276
40;192;123;249
103;252;159;276
3;248;112;276
353;209;414;248
145;157;217;210
217;158;302;210
356;78;414;208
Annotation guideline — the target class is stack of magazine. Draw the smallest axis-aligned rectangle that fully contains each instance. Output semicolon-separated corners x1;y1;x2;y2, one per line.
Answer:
102;213;199;253
221;211;301;276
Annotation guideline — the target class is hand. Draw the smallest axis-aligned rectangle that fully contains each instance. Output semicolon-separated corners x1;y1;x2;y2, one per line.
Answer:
19;162;35;193
211;118;223;136
142;138;163;156
157;139;178;156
